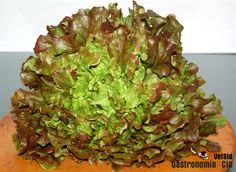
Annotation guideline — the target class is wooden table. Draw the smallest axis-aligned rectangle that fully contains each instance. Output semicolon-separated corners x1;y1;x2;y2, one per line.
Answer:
0;114;235;172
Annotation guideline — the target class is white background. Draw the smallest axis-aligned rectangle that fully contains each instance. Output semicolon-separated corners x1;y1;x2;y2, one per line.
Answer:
0;0;236;53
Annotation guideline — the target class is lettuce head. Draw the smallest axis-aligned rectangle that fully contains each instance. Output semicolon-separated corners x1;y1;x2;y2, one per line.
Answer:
11;1;225;170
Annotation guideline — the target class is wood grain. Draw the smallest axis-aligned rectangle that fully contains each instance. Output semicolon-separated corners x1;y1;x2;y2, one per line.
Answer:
0;114;235;172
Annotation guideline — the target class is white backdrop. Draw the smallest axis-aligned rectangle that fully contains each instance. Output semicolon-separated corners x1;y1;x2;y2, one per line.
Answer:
0;0;236;53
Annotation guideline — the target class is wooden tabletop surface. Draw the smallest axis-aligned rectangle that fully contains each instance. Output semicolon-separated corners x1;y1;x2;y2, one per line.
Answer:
0;114;235;172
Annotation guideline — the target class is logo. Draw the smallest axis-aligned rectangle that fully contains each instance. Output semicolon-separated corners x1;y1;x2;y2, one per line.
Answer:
171;146;233;169
190;145;208;160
